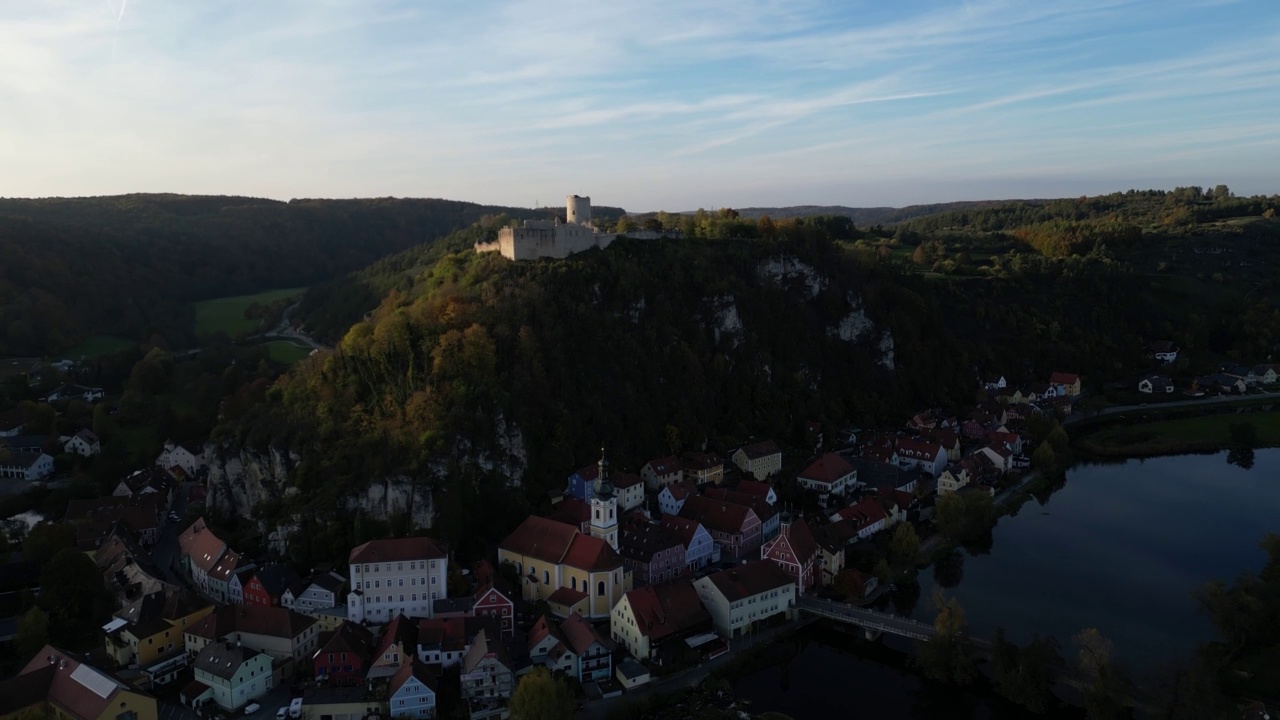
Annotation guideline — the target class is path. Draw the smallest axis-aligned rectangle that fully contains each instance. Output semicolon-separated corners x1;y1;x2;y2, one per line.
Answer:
257;301;329;351
1065;390;1280;426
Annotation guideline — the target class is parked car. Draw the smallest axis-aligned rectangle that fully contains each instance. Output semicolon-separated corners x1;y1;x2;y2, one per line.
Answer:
289;698;303;719
243;703;261;715
276;708;289;720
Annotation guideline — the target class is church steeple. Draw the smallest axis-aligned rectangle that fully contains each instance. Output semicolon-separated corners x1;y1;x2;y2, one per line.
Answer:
590;446;618;550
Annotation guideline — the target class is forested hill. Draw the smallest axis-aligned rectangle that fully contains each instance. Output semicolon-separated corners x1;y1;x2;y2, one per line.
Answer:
0;194;621;356
730;200;1016;224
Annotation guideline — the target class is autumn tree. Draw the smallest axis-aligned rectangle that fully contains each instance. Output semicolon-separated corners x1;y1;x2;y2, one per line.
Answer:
14;607;50;664
991;627;1061;713
23;522;75;564
888;522;920;570
917;593;977;685
509;666;574;720
1074;627;1125;719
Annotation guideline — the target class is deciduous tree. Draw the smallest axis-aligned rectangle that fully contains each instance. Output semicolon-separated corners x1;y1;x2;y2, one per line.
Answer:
509;666;575;720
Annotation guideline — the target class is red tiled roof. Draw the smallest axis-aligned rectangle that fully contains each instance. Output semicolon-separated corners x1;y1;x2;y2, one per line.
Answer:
315;622;374;665
1049;372;1080;385
349;536;446;565
499;516;579;565
737;440;780;460
187;528;227;574
561;534;623;572
833;497;888;531
768;518;819;565
702;560;792;602
919;428;958;449
681;452;722;472
895;437;944;460
678;495;757;534
733;479;774;500
798;453;855;486
701;487;776;522
547;587;589;607
388;658;437;696
612;471;643;489
559;613;611;656
547;497;591;529
657;514;704;548
187;604;316;642
622;580;710;642
18;645;131;720
645;456;682;476
663;484;689;501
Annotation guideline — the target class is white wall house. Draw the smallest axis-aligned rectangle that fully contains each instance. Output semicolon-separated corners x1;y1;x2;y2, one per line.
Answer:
389;659;438;719
192;643;274;711
157;441;203;475
284;571;346;614
693;561;795;639
0;452;53;480
64;430;101;457
657;485;688;517
349;537;449;623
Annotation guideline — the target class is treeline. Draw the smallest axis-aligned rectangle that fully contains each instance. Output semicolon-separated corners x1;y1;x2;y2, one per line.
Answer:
0;194;555;356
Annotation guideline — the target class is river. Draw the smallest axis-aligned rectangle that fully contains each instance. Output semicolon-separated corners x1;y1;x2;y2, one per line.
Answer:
736;448;1280;717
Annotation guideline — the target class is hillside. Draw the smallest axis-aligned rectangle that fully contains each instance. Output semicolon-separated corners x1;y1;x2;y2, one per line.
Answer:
0;194;621;356
729;200;1018;225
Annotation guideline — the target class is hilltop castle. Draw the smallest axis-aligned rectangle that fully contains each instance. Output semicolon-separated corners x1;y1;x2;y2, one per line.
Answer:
475;194;675;261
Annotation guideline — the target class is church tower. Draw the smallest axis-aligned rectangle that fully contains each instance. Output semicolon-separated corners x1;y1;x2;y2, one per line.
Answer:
589;448;618;551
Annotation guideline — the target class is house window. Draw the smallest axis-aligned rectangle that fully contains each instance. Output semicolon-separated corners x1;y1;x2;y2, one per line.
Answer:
571;578;577;591
543;570;549;584
398;563;403;571
399;579;404;587
430;560;436;569
597;581;605;596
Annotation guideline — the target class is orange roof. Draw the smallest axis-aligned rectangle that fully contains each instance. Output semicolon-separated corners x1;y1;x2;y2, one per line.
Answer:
349;536;446;565
559;613;611;656
499;516;579;565
621;580;709;641
798;453;855;486
1049;372;1080;385
561;534;623;572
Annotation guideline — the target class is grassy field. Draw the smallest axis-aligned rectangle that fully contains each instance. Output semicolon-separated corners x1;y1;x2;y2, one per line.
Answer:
1080;410;1280;456
194;287;306;337
261;340;312;364
64;334;135;359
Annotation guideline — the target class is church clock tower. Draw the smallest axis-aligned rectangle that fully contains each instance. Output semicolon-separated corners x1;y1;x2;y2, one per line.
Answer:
589;448;619;551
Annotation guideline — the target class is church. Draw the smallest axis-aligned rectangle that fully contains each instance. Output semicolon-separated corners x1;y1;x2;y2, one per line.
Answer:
497;454;632;619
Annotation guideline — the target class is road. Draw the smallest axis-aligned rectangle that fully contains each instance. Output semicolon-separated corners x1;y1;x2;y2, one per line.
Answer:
1064;390;1280;426
577;619;809;720
262;302;328;351
796;596;935;641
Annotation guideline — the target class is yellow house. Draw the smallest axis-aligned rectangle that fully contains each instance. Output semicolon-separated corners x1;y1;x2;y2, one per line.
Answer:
936;466;971;496
103;589;213;686
3;645;158;720
731;440;782;481
498;516;631;620
1049;372;1082;397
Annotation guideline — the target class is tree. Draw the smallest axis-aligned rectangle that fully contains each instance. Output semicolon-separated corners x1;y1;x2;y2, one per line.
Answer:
934;493;966;539
1074;627;1124;719
39;548;112;628
992;627;1061;713
14;606;50;664
933;549;964;589
917;593;977;685
509;666;575;720
889;522;920;570
23;522;75;563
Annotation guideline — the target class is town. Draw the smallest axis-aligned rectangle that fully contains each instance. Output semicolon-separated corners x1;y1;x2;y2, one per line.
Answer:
6;347;1276;720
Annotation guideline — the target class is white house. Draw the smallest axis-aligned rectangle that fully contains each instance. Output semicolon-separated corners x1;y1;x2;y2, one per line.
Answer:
0;451;53;480
1151;342;1179;364
893;438;947;478
641;456;684;490
284;571;346;614
157;441;204;475
191;642;274;712
64;429;101;457
389;658;438;719
44;383;105;404
974;445;1013;474
983;375;1007;391
692;560;795;639
657;484;689;516
348;536;449;623
1138;374;1175;394
796;453;857;502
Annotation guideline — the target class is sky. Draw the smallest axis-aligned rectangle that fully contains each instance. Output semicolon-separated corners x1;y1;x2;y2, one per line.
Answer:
0;0;1277;211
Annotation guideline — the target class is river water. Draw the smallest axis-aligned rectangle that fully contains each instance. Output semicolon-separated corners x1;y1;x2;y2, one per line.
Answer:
736;449;1280;717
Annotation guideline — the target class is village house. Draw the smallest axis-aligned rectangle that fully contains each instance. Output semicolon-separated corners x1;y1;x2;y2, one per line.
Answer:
1049;372;1082;397
702;486;781;542
460;628;514;719
368;614;419;679
470;561;517;637
796;453;858;503
416;616;470;668
565;458;646;511
982;375;1007;391
2;645;159;720
1150;341;1180;364
189;642;274;712
177;518;246;603
527;615;577;677
312;621;375;684
348;536;449;623
658;514;717;572
619;522;685;587
811;520;858;587
43;383;105;404
759;514;821;596
1138;374;1175;394
299;687;386;720
693;560;796;639
829;497;888;539
388;657;438;719
243;564;302;607
681;452;725;485
974;444;1013;474
1250;364;1279;386
282;570;347;614
156;440;205;476
64;429;101;457
0;405;25;436
102;588;214;687
678;494;762;560
641;456;684;490
732;478;778;506
0;449;54;481
893;437;947;478
497;515;630;620
937;465;970;496
183;604;320;665
65;494;164;550
657;483;691;516
96;527;179;605
918;428;961;461
731;440;782;481
610;579;711;663
113;468;176;507
557;612;615;683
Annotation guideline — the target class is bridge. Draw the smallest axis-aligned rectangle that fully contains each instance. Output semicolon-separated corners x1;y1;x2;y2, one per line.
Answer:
797;596;989;649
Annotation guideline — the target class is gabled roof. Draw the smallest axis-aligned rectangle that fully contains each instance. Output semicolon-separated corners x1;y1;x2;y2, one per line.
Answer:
389;658;437;697
250;564;303;598
644;456;682;476
657;514;706;548
621;579;709;642
462;628;511;674
194;642;264;681
559;612;612;656
736;440;780;460
349;536;446;565
18;645;137;720
660;483;690;501
72;429;100;444
701;560;793;602
612;471;643;489
1049;372;1080;385
186;604;316;642
306;570;347;595
895;437;944;461
797;453;855;486
768;518;819;565
832;497;888;531
499;516;579;565
701;487;777;522
546;586;589;607
619;524;682;563
561;533;623;572
678;495;757;534
681;452;722;472
316;622;375;665
0;663;54;717
546;497;591;529
732;479;775;502
374;614;419;660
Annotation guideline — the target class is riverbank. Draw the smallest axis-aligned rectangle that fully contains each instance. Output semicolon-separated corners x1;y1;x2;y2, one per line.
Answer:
1075;409;1280;457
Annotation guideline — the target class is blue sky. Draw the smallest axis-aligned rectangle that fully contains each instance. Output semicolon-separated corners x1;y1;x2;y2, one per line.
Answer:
0;1;1276;211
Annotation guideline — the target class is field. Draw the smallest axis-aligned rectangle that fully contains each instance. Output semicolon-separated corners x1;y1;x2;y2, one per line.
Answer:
63;334;135;359
261;340;312;364
1080;410;1280;456
193;287;306;337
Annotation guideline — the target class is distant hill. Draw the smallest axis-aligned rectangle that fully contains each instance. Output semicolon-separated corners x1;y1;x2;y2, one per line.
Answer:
704;201;1025;225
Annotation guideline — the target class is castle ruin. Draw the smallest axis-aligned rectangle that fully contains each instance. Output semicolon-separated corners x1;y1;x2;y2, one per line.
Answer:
475;194;677;261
